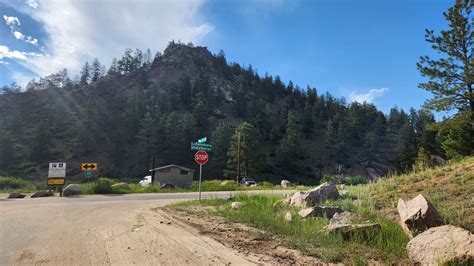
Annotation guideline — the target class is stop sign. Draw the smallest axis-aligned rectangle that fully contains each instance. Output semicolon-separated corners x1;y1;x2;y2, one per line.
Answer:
194;150;209;165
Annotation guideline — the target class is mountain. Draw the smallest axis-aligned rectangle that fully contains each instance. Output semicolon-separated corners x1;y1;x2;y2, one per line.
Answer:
0;41;439;182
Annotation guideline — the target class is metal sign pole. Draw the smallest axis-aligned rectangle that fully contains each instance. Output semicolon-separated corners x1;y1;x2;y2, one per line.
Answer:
198;164;203;201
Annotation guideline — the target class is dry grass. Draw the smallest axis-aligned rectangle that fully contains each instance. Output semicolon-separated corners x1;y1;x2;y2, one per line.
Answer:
347;156;474;232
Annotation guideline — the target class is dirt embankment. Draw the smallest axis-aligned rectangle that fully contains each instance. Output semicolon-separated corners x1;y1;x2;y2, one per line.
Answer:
161;207;327;265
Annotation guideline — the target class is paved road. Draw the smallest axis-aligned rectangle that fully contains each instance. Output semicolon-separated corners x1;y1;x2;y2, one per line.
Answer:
0;190;291;265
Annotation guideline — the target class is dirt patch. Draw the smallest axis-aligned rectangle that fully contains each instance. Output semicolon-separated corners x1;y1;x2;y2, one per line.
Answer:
160;207;331;265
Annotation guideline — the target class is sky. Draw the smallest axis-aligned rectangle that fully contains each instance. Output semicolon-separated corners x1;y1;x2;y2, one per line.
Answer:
0;0;454;114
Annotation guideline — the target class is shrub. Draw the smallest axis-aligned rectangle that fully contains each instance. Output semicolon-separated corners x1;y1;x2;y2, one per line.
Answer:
93;177;116;194
0;176;36;192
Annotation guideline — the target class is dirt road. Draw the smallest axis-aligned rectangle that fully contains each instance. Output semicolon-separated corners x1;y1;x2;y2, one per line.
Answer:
0;191;291;265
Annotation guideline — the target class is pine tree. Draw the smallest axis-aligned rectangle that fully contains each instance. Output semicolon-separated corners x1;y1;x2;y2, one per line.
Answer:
211;123;232;177
417;0;473;127
302;102;315;138
325;119;337;160
108;58;120;76
0;131;15;171
414;147;430;171
79;61;90;86
30;122;52;161
226;122;265;178
137;112;157;168
276;111;301;172
91;58;102;82
192;95;209;136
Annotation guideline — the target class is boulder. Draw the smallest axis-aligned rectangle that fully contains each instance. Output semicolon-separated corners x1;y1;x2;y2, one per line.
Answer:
31;191;54;198
325;223;381;240
281;180;291;187
298;206;343;219
63;184;81;196
8;192;26;199
330;212;359;225
160;183;175;189
284;212;293;222
397;194;443;237
111;182;129;189
406;225;474;265
288;182;339;208
231;202;242;209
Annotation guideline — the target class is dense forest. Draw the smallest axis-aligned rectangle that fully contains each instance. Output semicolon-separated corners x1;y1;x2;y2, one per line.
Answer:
0;0;472;183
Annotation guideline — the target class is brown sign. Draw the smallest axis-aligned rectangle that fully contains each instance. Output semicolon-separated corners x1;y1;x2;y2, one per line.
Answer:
47;178;65;186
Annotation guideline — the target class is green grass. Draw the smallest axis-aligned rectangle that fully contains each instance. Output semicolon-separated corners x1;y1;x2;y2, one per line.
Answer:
170;194;409;263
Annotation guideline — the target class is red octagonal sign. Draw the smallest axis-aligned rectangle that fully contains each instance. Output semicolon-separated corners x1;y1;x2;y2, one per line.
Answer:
194;150;209;165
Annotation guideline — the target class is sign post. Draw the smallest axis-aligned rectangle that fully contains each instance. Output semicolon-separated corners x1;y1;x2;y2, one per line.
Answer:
194;150;208;201
48;162;66;196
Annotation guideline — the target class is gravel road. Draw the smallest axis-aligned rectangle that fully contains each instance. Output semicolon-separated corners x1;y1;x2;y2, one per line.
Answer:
0;190;292;265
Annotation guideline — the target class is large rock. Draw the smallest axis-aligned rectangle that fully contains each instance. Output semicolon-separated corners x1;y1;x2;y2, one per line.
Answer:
231;202;242;209
111;182;129;189
325;223;381;240
281;180;292;187
8;192;26;199
298;206;343;219
330;211;359;225
63;184;81;196
397;194;443;237
31;191;54;198
288;182;339;208
406;225;474;265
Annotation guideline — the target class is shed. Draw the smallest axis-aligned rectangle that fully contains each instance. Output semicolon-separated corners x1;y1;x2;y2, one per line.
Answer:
149;164;195;188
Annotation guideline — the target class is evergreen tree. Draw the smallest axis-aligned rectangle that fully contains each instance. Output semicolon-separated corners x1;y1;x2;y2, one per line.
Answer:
414;147;430;171
417;0;473;127
226;122;265;178
91;58;102;82
325;119;337;160
192;95;209;136
79;61;90;86
0;132;15;171
108;58;120;76
211;123;232;178
302;102;315;138
396;121;418;171
137;112;157;168
30;122;52;161
276;111;301;172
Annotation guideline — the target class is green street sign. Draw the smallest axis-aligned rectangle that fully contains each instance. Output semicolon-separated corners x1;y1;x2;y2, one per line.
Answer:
197;137;207;143
191;142;213;151
85;170;94;179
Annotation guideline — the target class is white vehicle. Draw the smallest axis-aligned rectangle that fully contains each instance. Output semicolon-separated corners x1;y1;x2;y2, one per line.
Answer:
139;175;152;187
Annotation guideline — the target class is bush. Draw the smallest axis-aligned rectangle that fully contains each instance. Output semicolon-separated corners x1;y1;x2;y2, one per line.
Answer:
0;176;36;192
94;177;116;194
320;175;335;184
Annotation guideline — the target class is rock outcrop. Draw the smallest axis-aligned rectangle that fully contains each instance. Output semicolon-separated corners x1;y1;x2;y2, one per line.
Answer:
63;184;81;196
397;194;443;237
406;225;474;265
288;182;339;208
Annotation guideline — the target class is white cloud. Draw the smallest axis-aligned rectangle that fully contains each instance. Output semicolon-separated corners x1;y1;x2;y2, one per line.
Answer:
3;15;38;46
14;0;212;84
349;88;388;103
3;15;20;27
0;60;10;65
25;0;39;9
0;45;42;60
13;31;38;45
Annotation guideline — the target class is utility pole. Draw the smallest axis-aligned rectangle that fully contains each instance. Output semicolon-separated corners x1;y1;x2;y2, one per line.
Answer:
237;132;241;185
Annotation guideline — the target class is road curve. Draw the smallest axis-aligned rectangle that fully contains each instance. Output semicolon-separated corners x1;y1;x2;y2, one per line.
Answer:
0;190;292;265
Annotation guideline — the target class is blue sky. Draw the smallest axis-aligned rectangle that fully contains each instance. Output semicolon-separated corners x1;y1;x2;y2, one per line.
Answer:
0;0;453;114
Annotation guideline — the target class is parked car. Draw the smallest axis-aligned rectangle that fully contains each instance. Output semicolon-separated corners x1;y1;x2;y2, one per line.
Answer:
240;177;257;186
139;175;152;187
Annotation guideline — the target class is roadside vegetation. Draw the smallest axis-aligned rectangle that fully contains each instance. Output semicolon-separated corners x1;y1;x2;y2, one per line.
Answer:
170;156;474;263
0;176;37;193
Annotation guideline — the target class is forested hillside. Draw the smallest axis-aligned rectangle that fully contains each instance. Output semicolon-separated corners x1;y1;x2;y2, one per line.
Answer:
0;41;468;182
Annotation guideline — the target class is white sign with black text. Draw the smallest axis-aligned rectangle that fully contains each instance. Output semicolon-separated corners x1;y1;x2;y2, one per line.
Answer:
48;162;66;178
